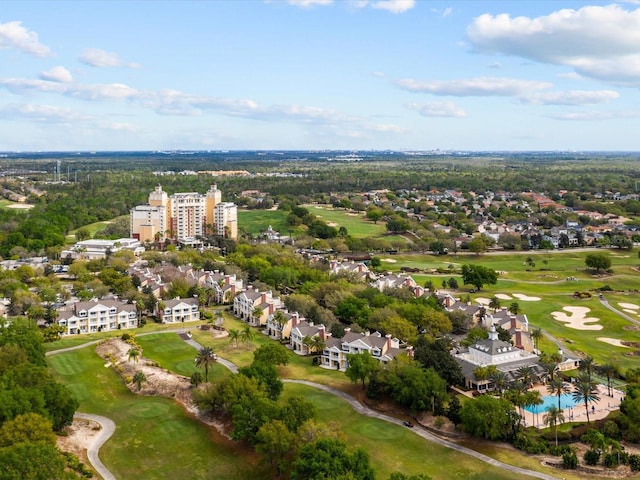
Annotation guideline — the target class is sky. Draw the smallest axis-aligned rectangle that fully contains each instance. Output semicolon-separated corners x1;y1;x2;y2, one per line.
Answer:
1;0;640;152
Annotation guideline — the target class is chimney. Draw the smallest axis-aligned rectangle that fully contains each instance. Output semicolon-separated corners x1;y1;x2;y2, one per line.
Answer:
292;313;298;328
406;346;414;358
261;293;266;303
318;324;326;341
386;334;392;351
344;327;351;336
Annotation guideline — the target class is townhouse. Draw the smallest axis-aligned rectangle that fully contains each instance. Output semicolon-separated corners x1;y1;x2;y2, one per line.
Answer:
158;297;200;324
321;328;403;371
233;286;282;326
56;300;138;335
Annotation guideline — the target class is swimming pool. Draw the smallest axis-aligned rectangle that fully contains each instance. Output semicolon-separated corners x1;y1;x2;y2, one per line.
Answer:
524;393;581;413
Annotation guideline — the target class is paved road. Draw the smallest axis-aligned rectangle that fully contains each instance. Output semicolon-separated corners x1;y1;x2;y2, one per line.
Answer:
600;297;640;326
74;413;117;480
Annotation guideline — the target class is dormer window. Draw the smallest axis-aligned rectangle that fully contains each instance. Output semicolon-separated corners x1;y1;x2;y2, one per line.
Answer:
372;347;381;357
110;308;117;313
341;343;349;351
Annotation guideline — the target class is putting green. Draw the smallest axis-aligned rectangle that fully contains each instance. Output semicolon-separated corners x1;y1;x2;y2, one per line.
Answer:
151;419;195;437
304;392;335;410
130;401;171;418
48;352;88;376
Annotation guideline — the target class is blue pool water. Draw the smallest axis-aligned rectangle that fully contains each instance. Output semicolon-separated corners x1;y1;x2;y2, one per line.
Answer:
524;393;581;413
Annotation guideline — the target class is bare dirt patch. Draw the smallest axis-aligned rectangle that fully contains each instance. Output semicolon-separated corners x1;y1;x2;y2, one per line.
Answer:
57;417;101;467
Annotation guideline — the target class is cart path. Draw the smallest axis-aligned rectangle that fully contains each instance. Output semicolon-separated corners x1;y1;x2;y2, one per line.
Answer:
74;413;117;480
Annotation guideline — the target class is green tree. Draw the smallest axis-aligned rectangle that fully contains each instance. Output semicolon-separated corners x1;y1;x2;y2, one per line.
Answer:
253;343;290;366
241;325;255;345
600;363;619;398
190;371;204;388
459;395;517;441
547;378;571;410
345;352;379;388
0;413;56;447
195;346;217;383
572;372;600;424
228;328;241;349
530;327;543;351
0;441;66;480
280;396;317;433
127;347;139;364
585;252;612;273
255;420;296;477
543;405;565;447
132;370;146;391
291;438;375;480
460;264;498;290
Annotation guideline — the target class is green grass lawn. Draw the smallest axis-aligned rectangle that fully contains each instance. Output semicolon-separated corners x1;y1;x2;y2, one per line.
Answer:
47;346;265;480
282;383;549;480
237;209;294;236
307;205;386;238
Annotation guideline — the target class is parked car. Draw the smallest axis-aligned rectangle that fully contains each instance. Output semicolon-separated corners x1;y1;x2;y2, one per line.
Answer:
403;421;414;428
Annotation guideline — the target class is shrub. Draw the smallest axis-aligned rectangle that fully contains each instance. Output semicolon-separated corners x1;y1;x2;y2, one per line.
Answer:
121;332;132;341
124;375;132;384
513;433;548;454
548;445;572;457
584;449;600;466
628;454;640;471
603;452;620;468
563;451;578;469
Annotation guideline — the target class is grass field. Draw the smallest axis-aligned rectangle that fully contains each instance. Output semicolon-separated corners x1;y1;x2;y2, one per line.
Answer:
307;205;387;238
47;346;265;480
282;383;557;480
237;209;296;236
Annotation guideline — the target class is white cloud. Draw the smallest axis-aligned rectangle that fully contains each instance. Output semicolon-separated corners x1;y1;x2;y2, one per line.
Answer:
549;110;640;121
287;0;333;7
79;48;140;68
0;103;93;122
370;0;415;14
442;7;453;17
0;21;51;57
396;76;551;96
406;101;467;118
467;5;640;85
39;66;73;83
521;90;619;105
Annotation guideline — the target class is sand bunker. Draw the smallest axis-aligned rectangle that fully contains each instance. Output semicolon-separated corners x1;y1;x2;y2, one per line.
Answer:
513;293;541;302
597;337;630;348
624;309;640;316
495;294;512;300
475;297;491;305
551;306;602;331
382;258;397;263
619;303;639;310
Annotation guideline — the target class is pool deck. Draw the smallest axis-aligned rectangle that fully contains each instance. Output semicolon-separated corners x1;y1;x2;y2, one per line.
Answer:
521;383;623;429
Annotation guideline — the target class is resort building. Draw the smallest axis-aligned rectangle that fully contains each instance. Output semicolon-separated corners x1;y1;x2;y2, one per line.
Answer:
130;184;238;242
56;300;138;335
157;297;200;324
320;328;403;371
61;238;144;260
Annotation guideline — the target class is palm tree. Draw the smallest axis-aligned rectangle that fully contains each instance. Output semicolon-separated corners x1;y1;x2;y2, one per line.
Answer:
530;327;543;352
241;325;254;345
516;365;535;389
539;357;559;382
305;335;326;360
195;346;217;383
251;306;263;325
579;356;595;380
547;378;570;410
543;406;565;447
190;371;204;387
228;328;241;349
132;370;146;391
489;370;508;397
128;348;140;364
524;390;543;428
508;301;521;315
572;372;600;424
600;363;618;397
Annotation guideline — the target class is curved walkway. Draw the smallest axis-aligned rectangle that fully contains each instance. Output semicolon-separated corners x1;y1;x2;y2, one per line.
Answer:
74;413;117;480
284;379;559;480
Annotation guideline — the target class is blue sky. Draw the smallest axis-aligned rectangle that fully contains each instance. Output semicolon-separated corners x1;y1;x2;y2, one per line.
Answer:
1;0;640;151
